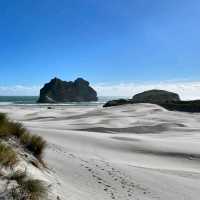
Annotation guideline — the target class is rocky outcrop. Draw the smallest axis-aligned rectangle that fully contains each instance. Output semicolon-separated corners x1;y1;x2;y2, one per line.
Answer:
103;89;180;108
103;89;200;113
103;99;130;107
38;77;98;103
159;100;200;113
132;89;180;104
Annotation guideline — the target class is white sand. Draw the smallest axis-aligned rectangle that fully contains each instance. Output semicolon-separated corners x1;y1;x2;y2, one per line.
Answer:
0;103;200;200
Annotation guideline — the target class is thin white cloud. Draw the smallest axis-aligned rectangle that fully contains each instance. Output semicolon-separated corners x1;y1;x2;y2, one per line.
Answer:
94;81;200;100
0;85;41;96
1;81;200;100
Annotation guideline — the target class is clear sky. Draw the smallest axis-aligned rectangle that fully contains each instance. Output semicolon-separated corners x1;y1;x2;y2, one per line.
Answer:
0;0;200;96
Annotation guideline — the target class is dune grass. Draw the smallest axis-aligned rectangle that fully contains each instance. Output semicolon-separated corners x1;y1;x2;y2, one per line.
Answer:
19;179;47;200
0;142;18;168
8;122;27;138
26;135;46;158
0;113;27;138
0;113;11;137
0;113;8;124
8;170;47;200
0;113;46;160
7;170;27;184
0;114;47;199
20;133;47;159
20;132;32;145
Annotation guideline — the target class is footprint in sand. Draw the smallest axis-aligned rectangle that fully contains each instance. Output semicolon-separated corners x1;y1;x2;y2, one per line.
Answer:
110;192;116;199
98;181;102;184
81;159;139;199
97;177;102;181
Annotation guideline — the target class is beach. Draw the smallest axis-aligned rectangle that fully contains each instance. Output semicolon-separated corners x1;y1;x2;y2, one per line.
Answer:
0;103;200;200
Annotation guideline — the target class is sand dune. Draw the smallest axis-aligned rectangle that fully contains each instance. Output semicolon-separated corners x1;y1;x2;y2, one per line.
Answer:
0;103;200;200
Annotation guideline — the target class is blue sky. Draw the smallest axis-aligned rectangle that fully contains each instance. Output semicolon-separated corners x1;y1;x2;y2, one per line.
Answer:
0;0;200;96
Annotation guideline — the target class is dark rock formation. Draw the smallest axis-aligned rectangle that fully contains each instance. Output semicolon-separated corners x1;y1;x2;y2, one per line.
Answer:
159;100;200;113
103;99;130;107
103;90;180;108
132;89;180;104
103;89;200;113
38;77;98;103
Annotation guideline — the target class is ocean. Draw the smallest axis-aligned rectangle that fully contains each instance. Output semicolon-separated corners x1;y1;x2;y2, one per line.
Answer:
0;96;123;106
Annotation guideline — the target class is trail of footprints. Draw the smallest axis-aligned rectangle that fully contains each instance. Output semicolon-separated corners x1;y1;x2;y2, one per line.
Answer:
48;144;157;199
80;159;151;200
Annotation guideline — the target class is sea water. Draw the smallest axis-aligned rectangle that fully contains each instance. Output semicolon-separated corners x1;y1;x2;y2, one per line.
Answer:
0;96;125;106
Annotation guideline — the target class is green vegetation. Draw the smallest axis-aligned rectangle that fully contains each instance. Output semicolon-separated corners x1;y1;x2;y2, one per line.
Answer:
26;135;46;158
7;170;27;184
8;170;47;200
0;113;46;159
0;113;27;138
20;132;32;145
0;113;8;124
17;179;47;200
20;133;46;159
0;142;18;168
0;113;48;199
8;122;27;138
0;113;11;137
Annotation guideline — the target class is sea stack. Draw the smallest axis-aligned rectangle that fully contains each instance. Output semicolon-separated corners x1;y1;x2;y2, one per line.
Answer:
37;77;98;103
